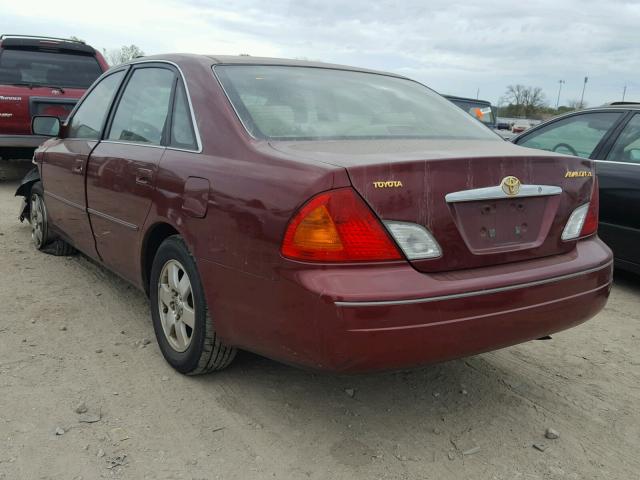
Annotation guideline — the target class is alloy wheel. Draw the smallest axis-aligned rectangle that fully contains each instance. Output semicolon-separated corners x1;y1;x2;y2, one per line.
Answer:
30;193;45;248
157;259;196;352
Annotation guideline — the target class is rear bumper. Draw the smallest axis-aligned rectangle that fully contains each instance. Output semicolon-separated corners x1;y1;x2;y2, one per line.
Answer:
0;134;47;149
202;237;613;373
328;261;611;372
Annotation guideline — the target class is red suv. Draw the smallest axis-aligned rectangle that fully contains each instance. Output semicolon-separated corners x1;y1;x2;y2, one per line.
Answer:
0;35;108;160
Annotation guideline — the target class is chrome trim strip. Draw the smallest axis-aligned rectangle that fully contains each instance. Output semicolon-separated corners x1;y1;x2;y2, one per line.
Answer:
347;282;611;332
445;184;562;203
166;146;200;154
100;140;166;150
594;159;640;166
334;261;612;307
117;59;203;153
87;208;138;231
46;190;139;231
44;191;84;211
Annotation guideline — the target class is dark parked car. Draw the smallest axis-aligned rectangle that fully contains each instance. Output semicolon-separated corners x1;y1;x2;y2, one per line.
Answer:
21;54;612;374
444;95;497;129
0;35;108;160
512;103;640;274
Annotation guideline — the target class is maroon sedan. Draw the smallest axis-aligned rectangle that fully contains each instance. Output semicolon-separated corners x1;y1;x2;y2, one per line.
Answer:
26;54;612;374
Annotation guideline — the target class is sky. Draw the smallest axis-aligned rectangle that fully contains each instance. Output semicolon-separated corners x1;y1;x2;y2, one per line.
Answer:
2;0;639;107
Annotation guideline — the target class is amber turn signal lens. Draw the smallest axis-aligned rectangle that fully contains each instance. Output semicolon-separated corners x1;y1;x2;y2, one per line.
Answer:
281;188;402;262
292;205;343;251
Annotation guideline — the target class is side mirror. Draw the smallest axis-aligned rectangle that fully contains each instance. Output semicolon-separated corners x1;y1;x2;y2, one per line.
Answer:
32;116;61;137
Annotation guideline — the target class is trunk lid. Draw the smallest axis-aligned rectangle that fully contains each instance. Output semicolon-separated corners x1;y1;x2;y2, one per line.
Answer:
270;139;595;272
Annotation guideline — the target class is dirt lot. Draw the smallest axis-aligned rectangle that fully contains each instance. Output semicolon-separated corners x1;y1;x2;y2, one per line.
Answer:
0;160;639;480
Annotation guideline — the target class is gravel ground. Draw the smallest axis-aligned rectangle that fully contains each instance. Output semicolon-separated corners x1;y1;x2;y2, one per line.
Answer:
0;160;639;479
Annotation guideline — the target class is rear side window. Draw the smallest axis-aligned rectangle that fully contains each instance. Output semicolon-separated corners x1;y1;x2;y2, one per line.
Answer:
170;81;197;149
448;99;495;126
518;112;621;158
108;68;175;146
68;70;125;140
0;49;102;89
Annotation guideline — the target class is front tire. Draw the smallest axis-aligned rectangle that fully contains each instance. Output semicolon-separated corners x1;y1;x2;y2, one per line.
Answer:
29;182;49;250
29;182;75;256
149;235;236;375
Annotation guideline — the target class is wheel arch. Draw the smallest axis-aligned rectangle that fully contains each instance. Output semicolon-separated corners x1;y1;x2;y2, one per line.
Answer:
140;221;181;296
15;167;41;221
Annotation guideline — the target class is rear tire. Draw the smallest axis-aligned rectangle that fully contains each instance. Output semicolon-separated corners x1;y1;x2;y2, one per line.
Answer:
29;182;75;256
149;235;236;375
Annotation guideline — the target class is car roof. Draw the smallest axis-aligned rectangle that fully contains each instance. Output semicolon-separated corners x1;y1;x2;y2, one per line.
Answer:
582;103;640;111
126;53;408;79
443;95;492;106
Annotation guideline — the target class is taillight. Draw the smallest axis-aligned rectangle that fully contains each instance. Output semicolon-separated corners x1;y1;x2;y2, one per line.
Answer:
561;177;599;240
580;177;599;237
281;188;402;262
384;221;442;260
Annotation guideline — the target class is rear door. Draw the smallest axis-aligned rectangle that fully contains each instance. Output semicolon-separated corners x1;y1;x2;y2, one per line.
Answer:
40;69;126;257
86;64;176;283
595;112;640;268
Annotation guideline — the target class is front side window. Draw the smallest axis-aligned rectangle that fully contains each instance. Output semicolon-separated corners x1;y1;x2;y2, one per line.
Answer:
606;114;640;164
108;68;175;145
68;70;125;140
518;112;621;158
215;65;499;141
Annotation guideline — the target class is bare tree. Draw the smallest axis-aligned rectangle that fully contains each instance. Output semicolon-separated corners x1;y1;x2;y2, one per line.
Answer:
103;45;145;66
566;99;587;110
502;85;527;108
501;84;547;117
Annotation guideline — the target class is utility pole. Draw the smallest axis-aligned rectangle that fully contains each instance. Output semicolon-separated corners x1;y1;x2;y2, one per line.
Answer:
476;88;480;99
556;80;565;109
622;85;627;102
579;76;588;108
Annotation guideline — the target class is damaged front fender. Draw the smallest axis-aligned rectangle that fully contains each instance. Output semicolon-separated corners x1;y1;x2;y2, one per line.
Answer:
15;166;40;222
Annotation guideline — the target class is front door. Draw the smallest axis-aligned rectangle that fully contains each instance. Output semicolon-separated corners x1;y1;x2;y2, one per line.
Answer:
86;65;175;284
40;69;126;257
596;113;640;269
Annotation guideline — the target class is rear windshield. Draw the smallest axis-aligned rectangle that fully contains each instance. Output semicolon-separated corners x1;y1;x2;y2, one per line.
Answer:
0;49;103;89
215;65;499;141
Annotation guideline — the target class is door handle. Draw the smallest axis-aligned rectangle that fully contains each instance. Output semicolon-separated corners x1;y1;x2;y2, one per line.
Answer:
72;158;84;174
135;168;153;186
